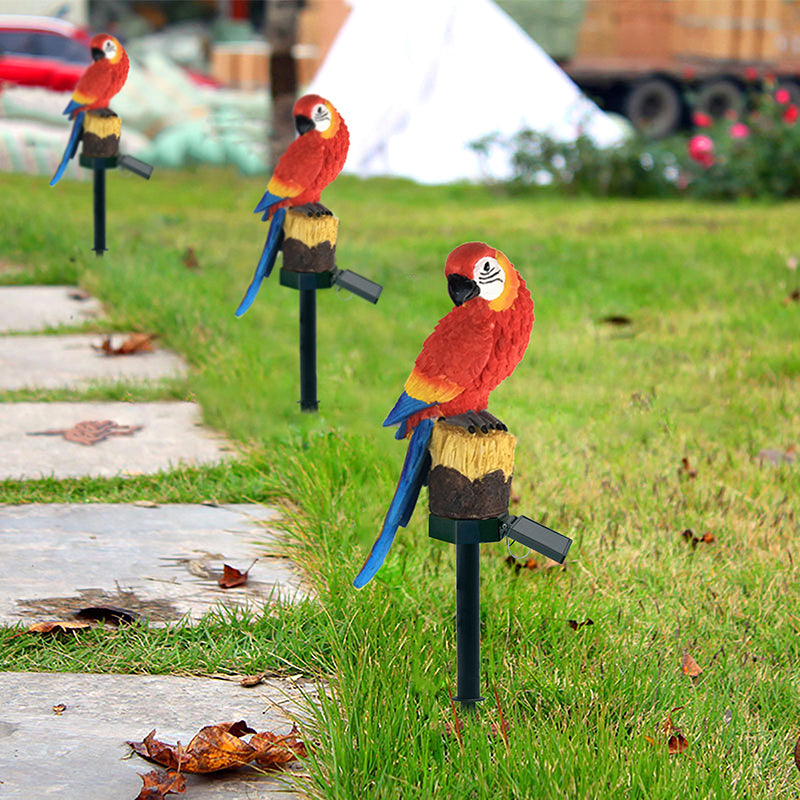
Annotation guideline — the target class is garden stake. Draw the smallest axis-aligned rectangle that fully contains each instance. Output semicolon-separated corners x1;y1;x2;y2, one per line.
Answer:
354;242;572;708
49;33;152;254
236;94;382;411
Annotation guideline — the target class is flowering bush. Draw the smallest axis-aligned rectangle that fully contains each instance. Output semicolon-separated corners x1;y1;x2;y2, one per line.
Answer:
682;81;800;198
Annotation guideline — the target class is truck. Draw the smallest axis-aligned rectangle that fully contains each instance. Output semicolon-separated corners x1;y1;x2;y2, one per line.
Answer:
496;0;800;137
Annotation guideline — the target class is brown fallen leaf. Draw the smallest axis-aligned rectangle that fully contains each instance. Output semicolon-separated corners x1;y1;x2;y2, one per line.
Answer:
52;703;66;715
128;721;305;774
682;652;703;677
679;457;698;478
26;620;91;634
240;673;265;688
663;706;689;755
218;559;257;589
681;529;715;549
793;733;800;773
95;333;156;356
135;769;186;799
182;247;200;270
567;618;594;631
783;288;800;304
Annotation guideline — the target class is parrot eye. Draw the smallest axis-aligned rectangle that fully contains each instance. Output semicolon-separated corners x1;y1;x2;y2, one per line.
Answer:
312;103;332;133
103;39;117;57
472;256;505;301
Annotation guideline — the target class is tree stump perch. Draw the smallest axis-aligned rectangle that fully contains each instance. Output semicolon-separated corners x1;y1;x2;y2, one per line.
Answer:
82;110;121;158
281;209;338;273
428;420;515;519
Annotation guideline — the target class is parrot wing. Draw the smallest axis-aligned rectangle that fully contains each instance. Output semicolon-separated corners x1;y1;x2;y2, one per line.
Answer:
353;417;434;588
384;306;496;437
235;207;287;316
50;111;85;186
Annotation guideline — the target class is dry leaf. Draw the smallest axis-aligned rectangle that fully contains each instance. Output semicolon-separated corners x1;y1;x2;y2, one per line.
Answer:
128;721;305;774
783;288;800;305
95;333;155;356
794;734;800;773
681;529;715;549
682;652;703;677
52;704;66;715
679;457;698;478
240;673;265;688
26;620;91;634
182;247;199;270
218;559;257;589
567;618;594;631
135;770;186;799
668;732;689;754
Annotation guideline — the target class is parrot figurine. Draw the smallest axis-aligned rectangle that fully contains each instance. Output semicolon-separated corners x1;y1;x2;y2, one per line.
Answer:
235;94;350;317
50;33;130;187
353;242;535;589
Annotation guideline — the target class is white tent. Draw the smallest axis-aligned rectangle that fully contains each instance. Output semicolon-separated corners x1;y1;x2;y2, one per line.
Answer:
308;0;627;184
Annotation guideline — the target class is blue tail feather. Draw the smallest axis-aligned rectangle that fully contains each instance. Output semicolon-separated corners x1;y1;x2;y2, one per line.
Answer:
384;391;434;427
50;111;84;187
254;189;283;221
353;418;434;589
235;207;286;317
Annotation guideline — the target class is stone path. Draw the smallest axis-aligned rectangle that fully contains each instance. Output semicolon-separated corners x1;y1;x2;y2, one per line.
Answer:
0;401;232;479
0;285;103;332
0;672;314;799
0;333;186;391
0;504;308;627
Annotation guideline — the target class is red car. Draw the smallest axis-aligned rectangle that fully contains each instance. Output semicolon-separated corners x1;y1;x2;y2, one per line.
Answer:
0;15;91;92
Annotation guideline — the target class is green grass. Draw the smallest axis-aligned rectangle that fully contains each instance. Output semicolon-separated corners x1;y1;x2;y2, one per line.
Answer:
1;168;799;798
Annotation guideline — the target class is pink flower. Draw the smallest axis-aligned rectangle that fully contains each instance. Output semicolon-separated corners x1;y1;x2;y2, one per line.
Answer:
729;122;750;138
776;88;791;104
783;104;799;123
692;111;713;128
688;134;714;168
744;66;759;82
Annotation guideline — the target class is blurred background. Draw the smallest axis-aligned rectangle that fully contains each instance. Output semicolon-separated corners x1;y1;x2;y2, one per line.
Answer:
3;0;800;194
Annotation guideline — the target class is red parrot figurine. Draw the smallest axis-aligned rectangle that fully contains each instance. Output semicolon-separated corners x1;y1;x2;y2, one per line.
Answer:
354;242;535;588
50;33;130;186
235;94;350;316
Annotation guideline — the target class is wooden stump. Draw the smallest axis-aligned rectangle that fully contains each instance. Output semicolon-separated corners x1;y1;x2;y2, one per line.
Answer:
281;209;338;273
427;420;516;519
82;110;121;158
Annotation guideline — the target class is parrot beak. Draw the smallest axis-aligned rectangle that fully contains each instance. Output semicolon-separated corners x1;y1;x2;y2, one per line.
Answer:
447;274;480;306
294;115;314;135
91;47;105;61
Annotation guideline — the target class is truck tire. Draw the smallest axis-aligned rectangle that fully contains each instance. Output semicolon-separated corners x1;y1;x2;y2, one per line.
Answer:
624;77;683;138
695;79;744;120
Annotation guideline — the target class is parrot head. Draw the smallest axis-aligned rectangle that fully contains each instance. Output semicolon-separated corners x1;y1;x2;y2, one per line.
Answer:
90;33;124;64
445;242;522;312
292;94;343;140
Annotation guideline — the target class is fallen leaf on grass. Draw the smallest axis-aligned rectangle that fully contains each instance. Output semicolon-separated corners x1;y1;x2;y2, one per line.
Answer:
783;288;800;304
793;734;800;773
240;673;265;688
218;559;257;589
681;652;703;677
679;457;698;478
681;529;715;548
135;770;186;799
128;722;306;773
52;704;66;715
567;618;594;631
503;555;560;573
182;247;199;270
663;707;689;755
26;620;91;634
94;333;156;356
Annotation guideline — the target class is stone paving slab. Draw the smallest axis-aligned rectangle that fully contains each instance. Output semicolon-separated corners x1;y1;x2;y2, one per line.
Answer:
0;334;186;391
0;504;308;626
0;286;103;333
0;402;232;479
0;672;312;799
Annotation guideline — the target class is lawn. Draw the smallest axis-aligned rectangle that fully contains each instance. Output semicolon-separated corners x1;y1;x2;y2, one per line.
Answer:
1;167;798;799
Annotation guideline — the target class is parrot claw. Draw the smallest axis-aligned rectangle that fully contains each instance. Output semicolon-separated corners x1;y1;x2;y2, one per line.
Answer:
442;410;507;434
295;202;333;218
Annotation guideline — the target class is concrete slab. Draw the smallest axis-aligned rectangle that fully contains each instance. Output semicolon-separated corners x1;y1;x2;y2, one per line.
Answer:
0;504;308;626
0;672;313;799
0;334;186;391
0;286;103;333
0;402;232;479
